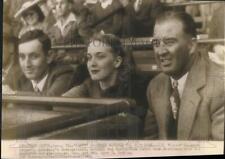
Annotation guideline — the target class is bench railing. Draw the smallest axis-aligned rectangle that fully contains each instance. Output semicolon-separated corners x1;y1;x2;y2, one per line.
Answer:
2;95;136;139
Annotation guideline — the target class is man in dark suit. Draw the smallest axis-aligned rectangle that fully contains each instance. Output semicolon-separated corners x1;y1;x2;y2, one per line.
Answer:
146;11;224;140
14;29;78;96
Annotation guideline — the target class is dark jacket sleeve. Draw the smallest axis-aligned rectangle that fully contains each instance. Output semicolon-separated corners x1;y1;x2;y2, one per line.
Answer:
44;65;77;96
62;78;90;97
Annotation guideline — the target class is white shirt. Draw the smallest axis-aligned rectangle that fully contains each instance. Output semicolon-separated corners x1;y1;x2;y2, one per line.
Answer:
31;74;48;92
54;12;78;35
170;72;189;98
100;0;113;9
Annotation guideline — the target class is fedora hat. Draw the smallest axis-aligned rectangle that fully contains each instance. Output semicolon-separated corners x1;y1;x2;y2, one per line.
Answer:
14;0;43;18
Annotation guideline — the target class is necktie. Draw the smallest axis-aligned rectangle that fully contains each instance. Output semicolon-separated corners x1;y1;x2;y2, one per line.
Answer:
170;80;180;120
34;84;40;93
168;80;180;139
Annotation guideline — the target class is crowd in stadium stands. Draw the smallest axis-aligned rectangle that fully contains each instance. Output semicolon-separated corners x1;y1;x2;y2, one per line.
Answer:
4;0;222;39
2;0;224;140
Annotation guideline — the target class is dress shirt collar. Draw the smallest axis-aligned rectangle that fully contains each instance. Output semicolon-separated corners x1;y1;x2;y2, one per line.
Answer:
170;72;189;98
100;0;113;9
31;73;48;92
54;12;77;34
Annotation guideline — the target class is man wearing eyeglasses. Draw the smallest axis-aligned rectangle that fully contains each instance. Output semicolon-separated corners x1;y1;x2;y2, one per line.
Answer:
146;10;224;140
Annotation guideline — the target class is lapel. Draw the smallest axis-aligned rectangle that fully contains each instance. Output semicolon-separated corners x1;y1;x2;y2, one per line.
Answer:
42;73;51;94
154;74;172;138
177;55;207;139
20;78;34;92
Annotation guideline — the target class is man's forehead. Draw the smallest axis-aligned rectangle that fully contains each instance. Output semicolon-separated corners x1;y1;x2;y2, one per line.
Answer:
154;19;184;37
19;39;43;51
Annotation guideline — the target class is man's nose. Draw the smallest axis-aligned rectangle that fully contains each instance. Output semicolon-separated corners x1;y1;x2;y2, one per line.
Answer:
24;57;31;67
155;45;168;56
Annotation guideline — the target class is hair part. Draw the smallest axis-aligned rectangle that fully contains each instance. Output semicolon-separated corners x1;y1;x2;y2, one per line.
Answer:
155;10;197;38
19;30;51;55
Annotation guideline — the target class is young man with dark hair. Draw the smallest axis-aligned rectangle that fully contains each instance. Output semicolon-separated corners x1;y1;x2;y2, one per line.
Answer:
146;11;224;140
14;29;78;96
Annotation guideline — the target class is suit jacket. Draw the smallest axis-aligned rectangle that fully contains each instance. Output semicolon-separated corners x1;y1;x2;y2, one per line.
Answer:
146;53;224;140
16;63;80;97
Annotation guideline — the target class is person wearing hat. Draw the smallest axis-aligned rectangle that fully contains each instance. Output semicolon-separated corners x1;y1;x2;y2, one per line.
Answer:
15;0;47;38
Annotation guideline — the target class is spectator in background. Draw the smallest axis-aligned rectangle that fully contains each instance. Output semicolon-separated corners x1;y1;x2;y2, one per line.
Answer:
47;0;85;45
14;0;47;38
127;0;164;37
208;5;225;66
89;0;124;37
2;22;23;92
40;0;57;29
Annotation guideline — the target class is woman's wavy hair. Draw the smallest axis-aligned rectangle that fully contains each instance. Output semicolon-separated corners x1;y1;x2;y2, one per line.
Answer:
87;33;134;83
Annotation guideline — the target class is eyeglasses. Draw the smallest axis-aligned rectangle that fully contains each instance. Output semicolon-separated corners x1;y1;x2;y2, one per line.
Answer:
152;37;178;48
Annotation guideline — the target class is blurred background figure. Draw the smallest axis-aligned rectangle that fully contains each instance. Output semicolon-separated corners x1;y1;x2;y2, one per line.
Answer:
2;21;23;92
88;0;125;37
40;0;57;28
208;5;225;66
126;0;164;37
14;0;48;38
47;0;86;45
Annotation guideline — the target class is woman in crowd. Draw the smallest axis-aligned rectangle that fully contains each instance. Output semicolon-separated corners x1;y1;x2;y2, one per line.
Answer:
63;33;149;136
15;0;47;38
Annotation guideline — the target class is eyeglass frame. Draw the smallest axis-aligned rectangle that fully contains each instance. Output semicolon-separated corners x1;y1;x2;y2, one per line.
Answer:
151;37;197;48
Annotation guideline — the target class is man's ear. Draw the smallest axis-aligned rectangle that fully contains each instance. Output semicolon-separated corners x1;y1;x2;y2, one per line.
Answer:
46;50;54;64
114;56;123;68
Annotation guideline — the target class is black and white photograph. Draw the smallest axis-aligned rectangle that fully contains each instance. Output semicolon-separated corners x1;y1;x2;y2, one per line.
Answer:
2;0;224;158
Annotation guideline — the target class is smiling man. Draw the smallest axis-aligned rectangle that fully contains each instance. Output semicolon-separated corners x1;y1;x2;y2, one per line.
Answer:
146;11;224;140
16;29;77;97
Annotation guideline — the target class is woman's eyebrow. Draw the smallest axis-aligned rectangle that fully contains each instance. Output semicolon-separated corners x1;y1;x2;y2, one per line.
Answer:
95;52;105;55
